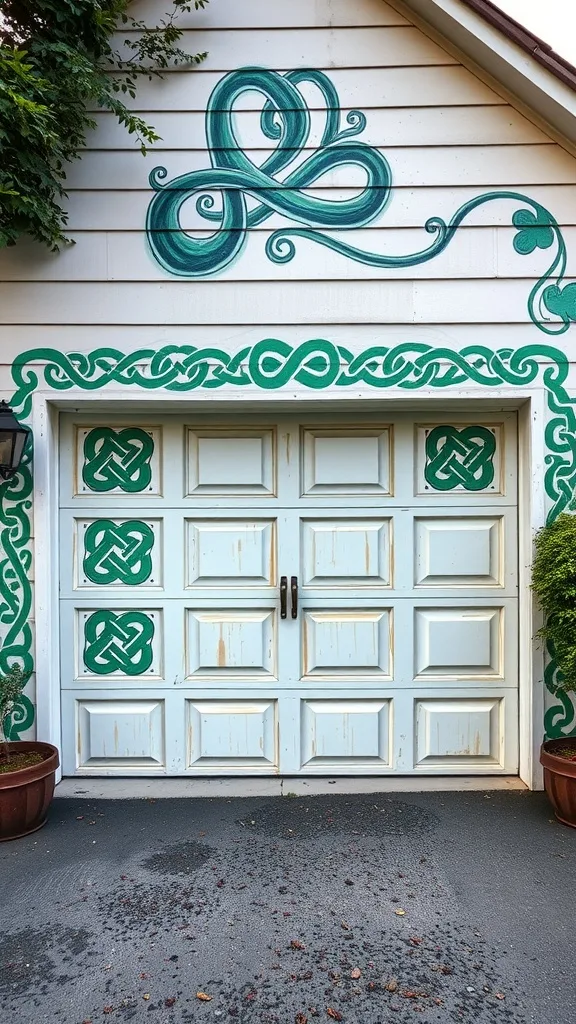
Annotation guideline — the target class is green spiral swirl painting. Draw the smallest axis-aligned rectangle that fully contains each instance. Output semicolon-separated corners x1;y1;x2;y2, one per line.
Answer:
146;66;575;335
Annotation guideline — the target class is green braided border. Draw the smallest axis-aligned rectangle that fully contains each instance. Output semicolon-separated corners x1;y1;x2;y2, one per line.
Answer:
2;341;574;738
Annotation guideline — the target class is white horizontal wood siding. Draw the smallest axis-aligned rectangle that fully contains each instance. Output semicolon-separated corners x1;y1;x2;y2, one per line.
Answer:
3;226;576;283
83;106;549;150
55;186;576;231
1;279;567;325
116;27;459;69
131;0;411;29
108;66;508;110
49;146;576;192
0;0;573;325
0;0;572;327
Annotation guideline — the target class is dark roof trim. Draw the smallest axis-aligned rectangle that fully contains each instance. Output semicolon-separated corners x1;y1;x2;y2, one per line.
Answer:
461;0;576;92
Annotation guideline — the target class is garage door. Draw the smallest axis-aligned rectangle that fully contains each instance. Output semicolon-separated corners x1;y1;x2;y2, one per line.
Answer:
59;412;518;776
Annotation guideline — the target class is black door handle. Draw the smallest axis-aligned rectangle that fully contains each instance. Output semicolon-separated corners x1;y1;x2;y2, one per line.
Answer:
291;576;298;619
280;576;288;619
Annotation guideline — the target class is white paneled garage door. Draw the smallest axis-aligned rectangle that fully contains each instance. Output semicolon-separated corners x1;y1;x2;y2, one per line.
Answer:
59;412;518;776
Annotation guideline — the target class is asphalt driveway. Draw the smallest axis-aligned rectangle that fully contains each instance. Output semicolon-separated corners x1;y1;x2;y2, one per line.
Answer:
1;790;574;1024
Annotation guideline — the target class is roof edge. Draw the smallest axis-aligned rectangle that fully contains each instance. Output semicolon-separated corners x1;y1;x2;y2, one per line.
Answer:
461;0;576;92
393;0;576;148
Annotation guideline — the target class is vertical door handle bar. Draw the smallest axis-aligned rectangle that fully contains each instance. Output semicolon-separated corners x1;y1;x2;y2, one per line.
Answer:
280;576;288;619
291;576;298;619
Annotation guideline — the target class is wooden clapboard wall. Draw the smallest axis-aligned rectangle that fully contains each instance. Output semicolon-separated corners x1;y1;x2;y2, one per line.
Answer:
0;0;574;345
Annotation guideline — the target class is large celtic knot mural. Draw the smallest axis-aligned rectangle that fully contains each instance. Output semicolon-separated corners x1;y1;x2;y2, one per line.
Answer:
82;520;155;587
424;426;496;492
146;66;575;335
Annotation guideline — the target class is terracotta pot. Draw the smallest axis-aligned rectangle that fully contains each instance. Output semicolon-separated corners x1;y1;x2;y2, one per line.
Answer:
540;738;576;828
0;741;59;841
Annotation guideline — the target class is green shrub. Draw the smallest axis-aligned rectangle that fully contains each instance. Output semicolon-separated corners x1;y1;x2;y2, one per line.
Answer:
0;664;26;752
532;513;576;691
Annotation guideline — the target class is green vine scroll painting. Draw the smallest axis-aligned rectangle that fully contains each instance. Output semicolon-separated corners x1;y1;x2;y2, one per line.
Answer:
2;341;576;740
145;66;575;335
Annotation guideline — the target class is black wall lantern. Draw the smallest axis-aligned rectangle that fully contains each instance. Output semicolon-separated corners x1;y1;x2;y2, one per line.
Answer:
0;401;30;480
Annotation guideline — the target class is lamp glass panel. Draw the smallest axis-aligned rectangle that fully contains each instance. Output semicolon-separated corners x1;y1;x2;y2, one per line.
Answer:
12;431;27;466
0;433;14;466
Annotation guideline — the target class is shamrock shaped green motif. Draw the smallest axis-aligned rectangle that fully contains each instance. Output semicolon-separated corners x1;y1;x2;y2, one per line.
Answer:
543;283;576;325
512;209;555;255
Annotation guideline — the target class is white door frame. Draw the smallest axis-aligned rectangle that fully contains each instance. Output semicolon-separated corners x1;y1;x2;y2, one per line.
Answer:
31;386;547;788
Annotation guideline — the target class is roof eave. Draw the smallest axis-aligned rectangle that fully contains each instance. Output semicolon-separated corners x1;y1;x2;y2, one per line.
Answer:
394;0;576;145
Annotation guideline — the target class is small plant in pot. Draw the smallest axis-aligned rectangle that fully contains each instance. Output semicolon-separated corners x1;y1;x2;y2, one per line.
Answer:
533;512;576;826
0;664;59;841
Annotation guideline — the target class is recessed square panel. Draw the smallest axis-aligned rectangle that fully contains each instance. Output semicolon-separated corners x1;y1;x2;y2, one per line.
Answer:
185;519;276;587
76;426;161;496
75;517;162;589
187;700;277;769
415;699;503;765
415;517;502;586
301;427;391;496
302;610;392;678
416;424;503;496
77;608;162;679
302;519;391;587
301;699;391;767
77;700;165;768
414;608;502;678
186;609;276;678
186;429;276;496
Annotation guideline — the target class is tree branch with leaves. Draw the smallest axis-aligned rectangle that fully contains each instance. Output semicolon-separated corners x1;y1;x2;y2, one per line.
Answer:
0;0;208;250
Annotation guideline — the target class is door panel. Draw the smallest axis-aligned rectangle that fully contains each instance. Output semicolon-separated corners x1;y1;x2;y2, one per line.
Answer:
186;428;277;497
187;700;278;771
301;518;391;587
185;518;277;588
301;609;393;679
185;608;277;680
300;699;392;769
301;426;391;496
414;515;503;587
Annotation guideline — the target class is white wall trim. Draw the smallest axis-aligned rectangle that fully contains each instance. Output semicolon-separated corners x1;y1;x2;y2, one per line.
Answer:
32;394;61;781
518;392;546;789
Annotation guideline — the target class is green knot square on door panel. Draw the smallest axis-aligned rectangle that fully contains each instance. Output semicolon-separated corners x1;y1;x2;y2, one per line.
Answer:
424;425;497;492
82;520;155;586
83;610;156;676
81;427;155;493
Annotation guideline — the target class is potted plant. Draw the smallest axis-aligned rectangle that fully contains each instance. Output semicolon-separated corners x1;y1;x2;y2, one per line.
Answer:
0;665;59;841
533;513;576;826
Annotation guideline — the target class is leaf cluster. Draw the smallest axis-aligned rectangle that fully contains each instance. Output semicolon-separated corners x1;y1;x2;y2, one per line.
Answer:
0;663;26;744
0;1;208;250
532;512;576;691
